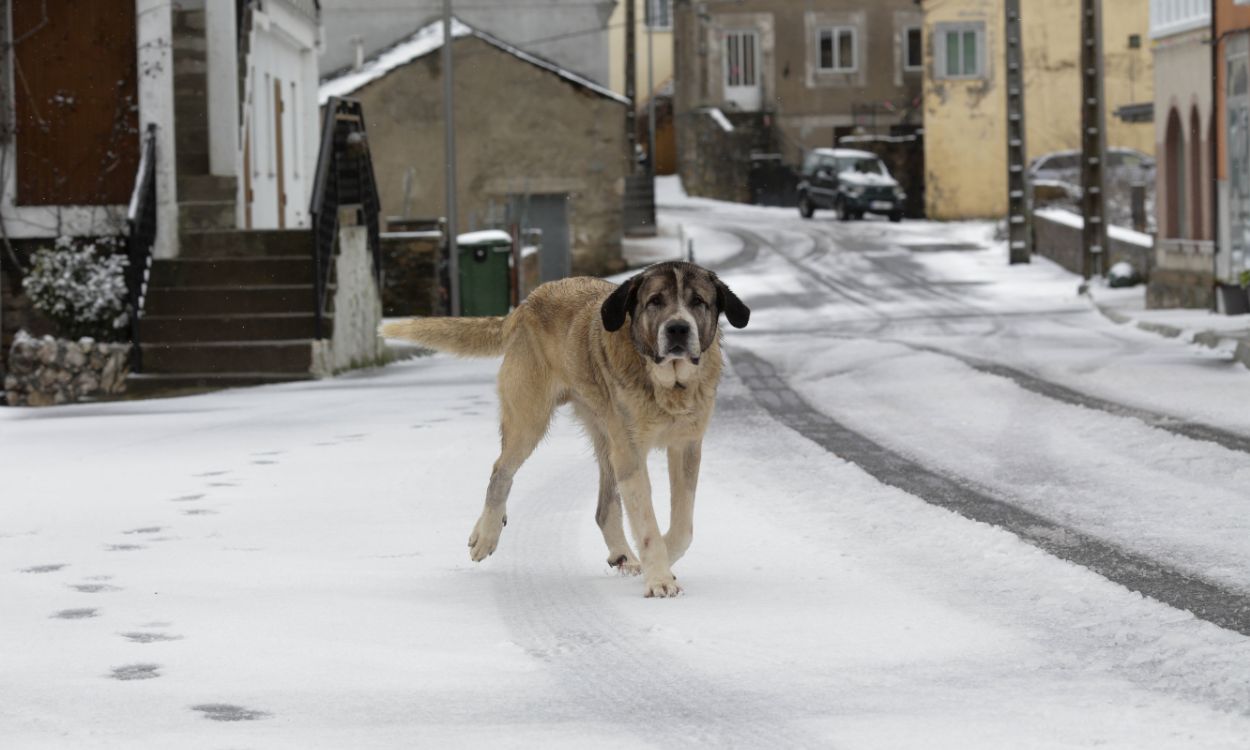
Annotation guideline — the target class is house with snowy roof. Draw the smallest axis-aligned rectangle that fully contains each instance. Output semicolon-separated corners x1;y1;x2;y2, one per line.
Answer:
319;18;630;280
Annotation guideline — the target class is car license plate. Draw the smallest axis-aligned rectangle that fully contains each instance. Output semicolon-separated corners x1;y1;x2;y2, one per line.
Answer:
870;201;893;211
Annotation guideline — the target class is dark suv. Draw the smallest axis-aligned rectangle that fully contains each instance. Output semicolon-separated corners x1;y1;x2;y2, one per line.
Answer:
797;148;905;222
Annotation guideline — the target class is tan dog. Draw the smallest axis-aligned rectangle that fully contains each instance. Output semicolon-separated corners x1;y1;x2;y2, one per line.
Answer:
380;262;749;597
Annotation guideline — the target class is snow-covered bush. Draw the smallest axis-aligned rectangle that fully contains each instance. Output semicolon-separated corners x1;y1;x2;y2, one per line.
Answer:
21;237;130;341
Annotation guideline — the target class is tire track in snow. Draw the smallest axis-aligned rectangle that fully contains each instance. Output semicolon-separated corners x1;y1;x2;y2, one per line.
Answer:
729;347;1250;638
486;424;827;748
717;225;1250;457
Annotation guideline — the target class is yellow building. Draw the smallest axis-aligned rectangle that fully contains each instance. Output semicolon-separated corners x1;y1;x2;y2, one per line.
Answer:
608;0;676;171
608;0;674;97
923;0;1153;220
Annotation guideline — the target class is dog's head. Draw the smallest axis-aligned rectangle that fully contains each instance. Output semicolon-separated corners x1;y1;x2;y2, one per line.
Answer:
600;262;749;365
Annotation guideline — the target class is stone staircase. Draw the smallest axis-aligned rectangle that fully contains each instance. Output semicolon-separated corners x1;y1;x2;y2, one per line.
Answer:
128;9;325;396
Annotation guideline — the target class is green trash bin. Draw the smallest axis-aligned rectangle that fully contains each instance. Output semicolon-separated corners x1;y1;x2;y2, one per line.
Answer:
456;230;513;316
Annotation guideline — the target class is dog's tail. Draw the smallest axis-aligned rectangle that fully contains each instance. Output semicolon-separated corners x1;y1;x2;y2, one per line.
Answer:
379;316;506;357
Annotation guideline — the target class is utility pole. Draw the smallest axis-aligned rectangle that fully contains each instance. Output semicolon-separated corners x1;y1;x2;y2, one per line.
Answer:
625;0;637;169
442;0;461;315
1080;0;1109;280
647;0;657;176
1004;0;1031;264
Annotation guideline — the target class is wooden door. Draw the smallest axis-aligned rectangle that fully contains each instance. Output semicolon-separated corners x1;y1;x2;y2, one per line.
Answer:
273;78;286;229
11;0;139;205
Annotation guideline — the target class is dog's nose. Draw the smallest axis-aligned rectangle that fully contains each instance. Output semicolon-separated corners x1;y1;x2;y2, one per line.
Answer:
666;321;691;340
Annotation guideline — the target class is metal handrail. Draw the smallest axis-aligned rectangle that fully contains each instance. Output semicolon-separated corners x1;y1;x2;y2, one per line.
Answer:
308;97;382;339
125;123;158;372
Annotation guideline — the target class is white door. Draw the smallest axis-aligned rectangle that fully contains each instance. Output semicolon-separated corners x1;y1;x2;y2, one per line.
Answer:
723;30;761;111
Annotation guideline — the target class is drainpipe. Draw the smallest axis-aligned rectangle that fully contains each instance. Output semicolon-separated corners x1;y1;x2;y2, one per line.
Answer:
1211;2;1220;311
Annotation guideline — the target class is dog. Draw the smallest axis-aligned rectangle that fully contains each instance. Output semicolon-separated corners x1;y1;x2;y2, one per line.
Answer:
380;262;749;597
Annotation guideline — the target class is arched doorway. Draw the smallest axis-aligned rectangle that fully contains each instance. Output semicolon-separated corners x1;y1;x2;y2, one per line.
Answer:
1165;108;1187;239
1190;107;1204;240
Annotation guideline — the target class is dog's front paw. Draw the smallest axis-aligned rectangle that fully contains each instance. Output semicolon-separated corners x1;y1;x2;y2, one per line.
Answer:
467;512;505;562
609;553;643;577
643;574;681;598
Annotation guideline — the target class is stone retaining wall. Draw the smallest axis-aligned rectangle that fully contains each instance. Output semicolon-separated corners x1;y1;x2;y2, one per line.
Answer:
4;332;130;406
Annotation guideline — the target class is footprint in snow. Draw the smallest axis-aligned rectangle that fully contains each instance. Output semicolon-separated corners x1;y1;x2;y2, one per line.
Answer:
194;471;229;478
69;583;122;593
110;663;160;680
191;704;269;722
182;509;217;516
251;459;277;465
170;494;205;503
251;450;284;457
207;482;237;488
120;631;183;643
51;608;98;620
20;563;67;574
122;527;163;535
104;544;145;552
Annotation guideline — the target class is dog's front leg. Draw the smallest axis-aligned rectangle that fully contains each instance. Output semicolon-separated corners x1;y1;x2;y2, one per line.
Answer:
610;445;680;598
665;440;701;566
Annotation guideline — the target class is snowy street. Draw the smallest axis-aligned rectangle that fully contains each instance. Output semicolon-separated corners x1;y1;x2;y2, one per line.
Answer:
4;190;1250;748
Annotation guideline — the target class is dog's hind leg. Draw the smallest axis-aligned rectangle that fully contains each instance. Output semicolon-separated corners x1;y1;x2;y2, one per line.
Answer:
583;419;641;575
468;352;554;562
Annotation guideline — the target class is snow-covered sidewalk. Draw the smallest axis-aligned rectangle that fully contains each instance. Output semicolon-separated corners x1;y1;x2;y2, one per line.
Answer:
3;354;1250;748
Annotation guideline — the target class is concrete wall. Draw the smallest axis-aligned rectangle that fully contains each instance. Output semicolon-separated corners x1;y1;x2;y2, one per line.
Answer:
1034;209;1154;279
318;0;613;86
311;225;385;375
674;0;923;167
349;36;628;277
924;0;1155;220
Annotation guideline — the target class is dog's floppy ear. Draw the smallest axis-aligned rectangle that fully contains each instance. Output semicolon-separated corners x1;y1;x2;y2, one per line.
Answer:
601;275;639;332
714;277;750;329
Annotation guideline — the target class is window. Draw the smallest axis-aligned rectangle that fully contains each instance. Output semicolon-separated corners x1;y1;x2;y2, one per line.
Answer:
645;0;670;30
935;23;985;79
817;27;857;73
904;26;922;71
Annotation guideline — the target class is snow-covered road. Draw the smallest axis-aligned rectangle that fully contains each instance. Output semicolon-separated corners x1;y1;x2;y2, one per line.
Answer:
3;185;1250;747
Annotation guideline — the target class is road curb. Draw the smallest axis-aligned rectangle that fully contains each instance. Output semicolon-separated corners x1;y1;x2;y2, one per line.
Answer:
1086;295;1250;371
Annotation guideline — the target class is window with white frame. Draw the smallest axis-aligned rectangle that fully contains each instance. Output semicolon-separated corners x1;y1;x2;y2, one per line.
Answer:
934;23;985;79
817;26;857;73
904;26;923;71
645;0;671;30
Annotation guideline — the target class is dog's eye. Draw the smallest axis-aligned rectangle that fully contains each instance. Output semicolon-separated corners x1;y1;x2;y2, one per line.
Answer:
690;296;705;307
647;295;664;308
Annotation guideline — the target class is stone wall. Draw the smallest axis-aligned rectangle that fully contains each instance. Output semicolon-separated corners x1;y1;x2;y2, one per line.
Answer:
4;332;130;406
381;233;443;317
678;110;772;204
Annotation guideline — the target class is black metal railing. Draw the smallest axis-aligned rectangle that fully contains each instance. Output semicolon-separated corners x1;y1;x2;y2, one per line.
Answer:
125;123;158;372
309;97;382;339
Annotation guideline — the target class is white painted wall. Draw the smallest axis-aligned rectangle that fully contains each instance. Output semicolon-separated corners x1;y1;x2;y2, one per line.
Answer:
241;1;320;229
205;1;239;179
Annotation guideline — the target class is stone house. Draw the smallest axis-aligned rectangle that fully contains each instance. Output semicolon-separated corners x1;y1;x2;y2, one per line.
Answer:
672;0;925;202
921;0;1154;220
1148;0;1215;310
319;18;630;280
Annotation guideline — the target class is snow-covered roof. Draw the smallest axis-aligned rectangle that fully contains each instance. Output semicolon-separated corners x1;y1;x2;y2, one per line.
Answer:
457;229;513;246
319;18;629;107
811;147;879;160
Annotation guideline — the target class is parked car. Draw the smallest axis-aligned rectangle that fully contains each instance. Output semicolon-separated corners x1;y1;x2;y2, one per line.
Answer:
1028;147;1155;187
797;148;906;222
